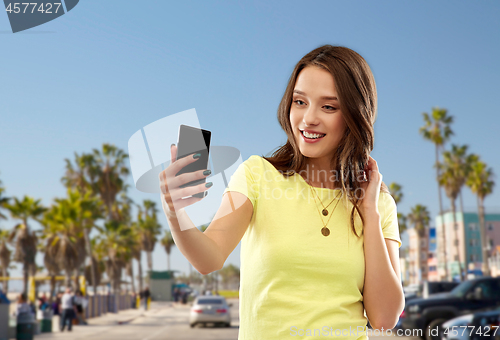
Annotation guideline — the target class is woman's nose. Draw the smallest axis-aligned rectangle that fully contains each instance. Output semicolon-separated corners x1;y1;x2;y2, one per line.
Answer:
302;107;320;126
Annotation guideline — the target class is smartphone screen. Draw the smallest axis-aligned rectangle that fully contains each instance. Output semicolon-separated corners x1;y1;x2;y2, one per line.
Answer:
175;125;211;198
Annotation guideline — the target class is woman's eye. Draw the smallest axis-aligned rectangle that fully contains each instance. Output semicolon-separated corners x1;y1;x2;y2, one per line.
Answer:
293;99;305;105
324;105;337;111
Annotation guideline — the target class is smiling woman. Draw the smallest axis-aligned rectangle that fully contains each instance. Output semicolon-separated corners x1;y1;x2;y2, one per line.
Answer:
160;45;403;340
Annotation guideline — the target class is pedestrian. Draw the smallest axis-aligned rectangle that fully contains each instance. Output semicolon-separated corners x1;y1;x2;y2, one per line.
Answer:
159;45;404;339
74;290;88;325
13;293;31;317
51;292;61;316
143;286;150;310
60;287;76;332
0;288;10;304
37;292;48;311
174;287;181;302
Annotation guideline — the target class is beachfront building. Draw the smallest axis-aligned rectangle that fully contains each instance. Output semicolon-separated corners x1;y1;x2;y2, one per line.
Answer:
408;227;429;285
436;211;500;280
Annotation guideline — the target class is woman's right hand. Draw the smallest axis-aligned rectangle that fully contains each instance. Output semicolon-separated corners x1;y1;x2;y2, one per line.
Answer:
159;144;212;217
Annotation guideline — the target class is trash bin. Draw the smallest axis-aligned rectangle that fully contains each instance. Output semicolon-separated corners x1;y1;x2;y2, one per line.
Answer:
16;312;35;340
0;303;9;340
37;309;52;333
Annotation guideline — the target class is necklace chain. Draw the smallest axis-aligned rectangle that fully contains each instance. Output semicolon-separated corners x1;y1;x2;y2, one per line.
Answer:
306;180;342;236
308;181;339;215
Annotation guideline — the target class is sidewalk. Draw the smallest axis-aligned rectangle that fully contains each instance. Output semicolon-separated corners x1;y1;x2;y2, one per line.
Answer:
33;302;173;339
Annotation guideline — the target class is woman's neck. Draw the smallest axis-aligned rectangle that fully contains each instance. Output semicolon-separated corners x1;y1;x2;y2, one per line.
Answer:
299;158;341;190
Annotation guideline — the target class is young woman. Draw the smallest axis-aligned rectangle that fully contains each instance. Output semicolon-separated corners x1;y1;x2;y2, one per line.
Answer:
160;45;404;339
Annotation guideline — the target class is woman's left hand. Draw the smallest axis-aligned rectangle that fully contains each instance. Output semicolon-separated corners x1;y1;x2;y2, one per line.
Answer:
358;155;383;217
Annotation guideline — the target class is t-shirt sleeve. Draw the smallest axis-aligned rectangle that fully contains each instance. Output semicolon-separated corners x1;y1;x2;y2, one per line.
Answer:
381;192;402;248
222;155;260;209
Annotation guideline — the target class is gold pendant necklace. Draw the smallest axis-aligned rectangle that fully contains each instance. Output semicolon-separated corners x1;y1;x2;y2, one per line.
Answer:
307;180;342;237
309;183;338;216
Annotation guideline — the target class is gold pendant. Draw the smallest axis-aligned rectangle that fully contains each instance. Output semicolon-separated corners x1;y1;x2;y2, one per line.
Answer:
322;209;328;216
321;227;330;236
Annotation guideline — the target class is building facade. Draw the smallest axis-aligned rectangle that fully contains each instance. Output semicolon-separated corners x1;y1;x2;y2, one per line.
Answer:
436;211;500;280
408;227;429;285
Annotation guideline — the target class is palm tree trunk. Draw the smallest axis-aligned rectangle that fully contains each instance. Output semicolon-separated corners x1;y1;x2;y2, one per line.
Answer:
65;270;72;289
49;275;56;304
74;267;81;292
137;254;144;295
2;268;8;293
459;190;468;274
23;261;29;294
451;200;464;281
83;228;97;295
113;279;119;313
167;253;171;272
129;260;136;294
478;196;491;276
147;251;153;271
459;190;464;215
436;145;449;280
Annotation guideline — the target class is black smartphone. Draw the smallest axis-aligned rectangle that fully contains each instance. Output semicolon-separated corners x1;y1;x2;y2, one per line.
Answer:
175;124;211;198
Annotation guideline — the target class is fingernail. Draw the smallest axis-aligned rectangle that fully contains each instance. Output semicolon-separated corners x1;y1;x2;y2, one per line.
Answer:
203;170;211;176
204;191;208;197
205;182;213;188
193;153;201;159
171;143;175;148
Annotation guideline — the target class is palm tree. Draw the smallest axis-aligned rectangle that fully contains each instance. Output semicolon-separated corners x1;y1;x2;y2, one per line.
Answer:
62;154;105;294
0;229;11;293
40;226;61;302
41;193;89;289
97;220;133;312
438;145;474;281
160;231;175;271
5;196;46;294
0;175;9;220
419;107;454;280
388;182;407;235
62;152;98;195
91;144;129;221
407;205;431;283
466;156;495;277
85;238;105;292
137;200;162;272
0;177;11;292
130;222;144;296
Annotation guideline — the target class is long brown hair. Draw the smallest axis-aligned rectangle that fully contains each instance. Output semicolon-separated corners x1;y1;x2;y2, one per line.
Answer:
262;45;389;238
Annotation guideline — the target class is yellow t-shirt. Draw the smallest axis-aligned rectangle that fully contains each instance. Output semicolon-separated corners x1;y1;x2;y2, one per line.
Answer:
223;155;402;340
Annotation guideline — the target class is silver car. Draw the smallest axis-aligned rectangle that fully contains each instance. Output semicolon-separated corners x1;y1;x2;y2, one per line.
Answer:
189;296;232;328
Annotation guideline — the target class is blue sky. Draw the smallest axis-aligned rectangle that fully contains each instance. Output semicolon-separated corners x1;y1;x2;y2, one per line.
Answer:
1;1;499;286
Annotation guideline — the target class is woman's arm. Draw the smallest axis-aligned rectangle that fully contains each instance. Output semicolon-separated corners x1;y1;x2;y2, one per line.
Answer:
160;144;254;276
163;190;253;275
362;212;405;330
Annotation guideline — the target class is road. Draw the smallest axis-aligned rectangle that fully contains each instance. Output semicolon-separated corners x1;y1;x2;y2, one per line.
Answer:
35;299;239;340
33;298;420;340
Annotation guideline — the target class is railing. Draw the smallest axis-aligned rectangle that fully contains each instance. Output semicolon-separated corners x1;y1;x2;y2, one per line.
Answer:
84;294;135;319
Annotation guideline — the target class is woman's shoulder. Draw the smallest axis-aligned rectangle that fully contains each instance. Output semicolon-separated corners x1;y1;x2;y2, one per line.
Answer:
241;155;267;170
378;191;398;217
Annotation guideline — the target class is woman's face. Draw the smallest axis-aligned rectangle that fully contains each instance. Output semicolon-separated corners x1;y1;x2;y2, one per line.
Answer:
290;66;347;163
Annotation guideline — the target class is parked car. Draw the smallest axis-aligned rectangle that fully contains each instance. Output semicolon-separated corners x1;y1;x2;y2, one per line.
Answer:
189;296;232;328
401;277;500;340
441;306;500;340
423;281;460;298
